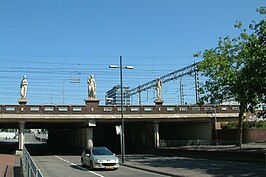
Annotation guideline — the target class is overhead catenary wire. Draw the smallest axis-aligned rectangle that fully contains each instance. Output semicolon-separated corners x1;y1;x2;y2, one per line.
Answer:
0;54;201;105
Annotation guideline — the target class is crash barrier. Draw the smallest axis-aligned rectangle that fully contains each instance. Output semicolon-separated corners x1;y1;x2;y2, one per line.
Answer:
23;147;43;177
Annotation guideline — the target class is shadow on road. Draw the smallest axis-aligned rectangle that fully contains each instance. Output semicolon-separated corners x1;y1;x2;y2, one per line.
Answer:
25;143;83;156
0;140;18;154
126;154;266;177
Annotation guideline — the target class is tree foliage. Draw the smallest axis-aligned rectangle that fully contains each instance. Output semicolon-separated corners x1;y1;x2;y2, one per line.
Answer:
239;8;266;108
195;7;266;146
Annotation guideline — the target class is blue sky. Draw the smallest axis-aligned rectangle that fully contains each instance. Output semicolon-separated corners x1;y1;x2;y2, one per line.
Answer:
0;0;264;105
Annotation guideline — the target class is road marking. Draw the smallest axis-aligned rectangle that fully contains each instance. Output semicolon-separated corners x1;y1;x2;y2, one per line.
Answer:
54;155;104;177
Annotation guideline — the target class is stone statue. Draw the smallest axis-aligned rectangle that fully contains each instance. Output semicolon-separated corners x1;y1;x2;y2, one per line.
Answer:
88;74;96;99
20;75;28;99
155;79;162;101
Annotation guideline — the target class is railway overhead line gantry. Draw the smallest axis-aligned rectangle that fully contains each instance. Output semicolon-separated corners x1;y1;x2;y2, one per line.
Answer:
129;62;201;104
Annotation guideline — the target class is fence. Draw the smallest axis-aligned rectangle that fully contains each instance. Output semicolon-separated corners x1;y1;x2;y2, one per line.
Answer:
23;147;43;177
159;139;266;150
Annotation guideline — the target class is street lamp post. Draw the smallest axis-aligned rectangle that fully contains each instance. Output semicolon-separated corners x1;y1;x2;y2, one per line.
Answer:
109;56;133;163
213;104;218;150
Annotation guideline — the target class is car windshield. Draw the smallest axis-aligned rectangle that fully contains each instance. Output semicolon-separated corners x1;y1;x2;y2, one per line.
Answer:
92;147;113;155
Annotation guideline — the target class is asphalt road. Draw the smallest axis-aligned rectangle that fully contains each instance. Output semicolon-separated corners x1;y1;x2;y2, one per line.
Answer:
24;133;169;177
31;155;169;177
23;133;266;177
124;154;266;177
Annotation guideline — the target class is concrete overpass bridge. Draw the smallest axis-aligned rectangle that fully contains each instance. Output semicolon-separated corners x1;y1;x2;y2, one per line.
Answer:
0;100;239;153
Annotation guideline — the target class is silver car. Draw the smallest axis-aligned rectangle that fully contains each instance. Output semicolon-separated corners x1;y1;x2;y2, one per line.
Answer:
81;147;119;170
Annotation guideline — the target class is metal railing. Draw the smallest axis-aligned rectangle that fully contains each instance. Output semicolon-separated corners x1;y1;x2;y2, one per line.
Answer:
159;139;266;150
23;147;43;177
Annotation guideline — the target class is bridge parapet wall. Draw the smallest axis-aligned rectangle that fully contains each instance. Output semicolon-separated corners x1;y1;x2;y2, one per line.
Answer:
0;104;239;115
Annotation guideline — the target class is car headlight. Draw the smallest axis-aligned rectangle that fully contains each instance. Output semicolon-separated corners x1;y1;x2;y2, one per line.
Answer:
96;159;102;163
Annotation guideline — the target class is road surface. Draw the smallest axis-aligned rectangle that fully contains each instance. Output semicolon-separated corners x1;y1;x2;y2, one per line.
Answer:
31;154;169;177
23;134;266;177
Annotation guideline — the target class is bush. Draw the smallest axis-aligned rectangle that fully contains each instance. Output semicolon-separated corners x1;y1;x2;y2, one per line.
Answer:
221;121;266;129
221;122;238;129
243;121;266;129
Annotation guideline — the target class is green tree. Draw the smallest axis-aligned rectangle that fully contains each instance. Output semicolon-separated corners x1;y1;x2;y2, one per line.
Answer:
239;7;266;109
195;7;265;147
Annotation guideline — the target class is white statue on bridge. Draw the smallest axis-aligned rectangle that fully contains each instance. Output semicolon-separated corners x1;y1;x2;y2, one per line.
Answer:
155;79;162;101
88;74;96;99
20;75;28;100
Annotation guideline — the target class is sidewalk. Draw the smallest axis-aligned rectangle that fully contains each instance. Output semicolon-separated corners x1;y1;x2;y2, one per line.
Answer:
0;154;22;177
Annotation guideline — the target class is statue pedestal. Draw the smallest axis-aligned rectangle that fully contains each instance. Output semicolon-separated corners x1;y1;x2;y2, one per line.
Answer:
18;99;27;105
154;99;164;106
84;99;100;107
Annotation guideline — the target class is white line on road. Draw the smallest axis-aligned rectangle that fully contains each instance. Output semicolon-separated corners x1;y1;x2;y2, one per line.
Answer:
54;155;104;177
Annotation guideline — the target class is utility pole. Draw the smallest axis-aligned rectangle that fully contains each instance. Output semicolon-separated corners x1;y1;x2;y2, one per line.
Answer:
138;85;141;105
194;63;200;103
180;78;184;105
109;56;134;163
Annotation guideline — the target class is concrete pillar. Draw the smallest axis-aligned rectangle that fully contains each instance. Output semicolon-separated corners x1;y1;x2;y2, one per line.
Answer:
79;129;83;147
85;120;95;148
66;131;69;146
77;129;80;147
75;129;78;147
80;129;84;147
73;130;76;147
70;130;73;146
18;122;25;150
81;128;86;148
154;123;160;148
85;128;93;148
